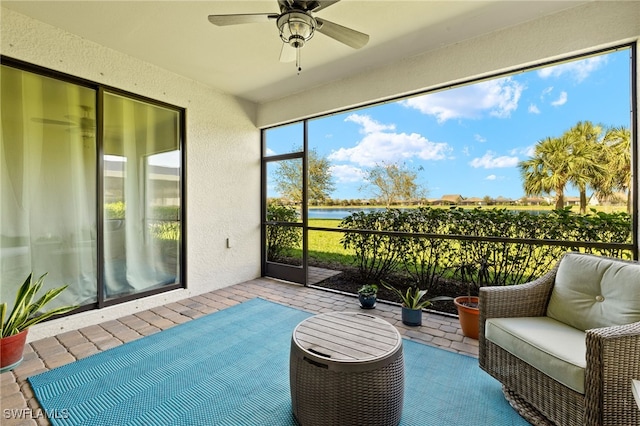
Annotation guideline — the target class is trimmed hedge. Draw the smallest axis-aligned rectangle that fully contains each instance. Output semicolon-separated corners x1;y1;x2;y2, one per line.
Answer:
340;207;632;291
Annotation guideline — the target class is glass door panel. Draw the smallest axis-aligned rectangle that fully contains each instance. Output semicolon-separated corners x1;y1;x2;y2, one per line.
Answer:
0;65;97;309
264;157;306;283
103;92;182;300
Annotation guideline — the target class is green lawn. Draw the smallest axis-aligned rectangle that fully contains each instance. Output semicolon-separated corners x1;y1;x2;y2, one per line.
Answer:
307;219;353;265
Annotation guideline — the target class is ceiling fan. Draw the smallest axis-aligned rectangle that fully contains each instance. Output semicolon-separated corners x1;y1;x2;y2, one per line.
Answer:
32;105;95;139
207;0;369;72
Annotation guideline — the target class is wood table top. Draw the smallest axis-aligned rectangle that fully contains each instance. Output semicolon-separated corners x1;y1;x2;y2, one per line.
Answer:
292;311;401;363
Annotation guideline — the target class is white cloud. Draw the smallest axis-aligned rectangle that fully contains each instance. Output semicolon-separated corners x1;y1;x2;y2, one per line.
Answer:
345;114;395;134
510;145;535;157
528;103;540;114
537;56;607;83
551;91;568;106
485;174;497;181
401;77;524;123
541;86;554;99
266;148;277;156
469;151;519;169
329;164;366;183
329;132;450;167
330;114;451;167
474;134;486;143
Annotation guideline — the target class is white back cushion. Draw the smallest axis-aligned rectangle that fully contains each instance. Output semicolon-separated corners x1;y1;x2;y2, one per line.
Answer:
546;253;640;331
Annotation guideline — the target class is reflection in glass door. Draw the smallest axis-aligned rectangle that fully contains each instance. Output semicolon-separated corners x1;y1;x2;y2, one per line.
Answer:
103;92;182;300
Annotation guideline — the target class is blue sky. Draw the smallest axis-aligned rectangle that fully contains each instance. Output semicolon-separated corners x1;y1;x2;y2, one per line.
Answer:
267;48;631;201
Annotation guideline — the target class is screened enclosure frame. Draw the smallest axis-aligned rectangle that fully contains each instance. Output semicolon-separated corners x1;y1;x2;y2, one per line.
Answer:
261;122;309;284
261;43;639;286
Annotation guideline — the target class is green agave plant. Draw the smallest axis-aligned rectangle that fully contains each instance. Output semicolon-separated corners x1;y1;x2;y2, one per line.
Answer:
0;273;77;338
381;281;453;310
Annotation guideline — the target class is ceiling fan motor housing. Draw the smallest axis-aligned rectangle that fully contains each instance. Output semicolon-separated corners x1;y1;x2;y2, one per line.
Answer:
277;10;316;48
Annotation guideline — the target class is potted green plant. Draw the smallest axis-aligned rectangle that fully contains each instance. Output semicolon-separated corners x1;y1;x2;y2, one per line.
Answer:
382;282;452;326
357;284;378;309
1;273;77;372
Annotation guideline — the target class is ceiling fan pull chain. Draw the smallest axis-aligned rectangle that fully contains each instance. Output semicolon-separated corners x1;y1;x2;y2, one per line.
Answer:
297;48;302;74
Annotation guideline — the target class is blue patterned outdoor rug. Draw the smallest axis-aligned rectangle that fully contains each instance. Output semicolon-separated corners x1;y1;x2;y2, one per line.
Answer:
29;298;527;425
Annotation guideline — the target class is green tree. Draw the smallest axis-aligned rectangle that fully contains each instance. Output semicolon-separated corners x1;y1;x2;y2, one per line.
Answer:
361;162;427;207
519;136;572;210
519;121;608;213
273;148;335;204
594;126;632;213
564;121;606;214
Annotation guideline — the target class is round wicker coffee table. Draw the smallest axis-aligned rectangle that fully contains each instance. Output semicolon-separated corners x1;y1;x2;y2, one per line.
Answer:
290;311;404;426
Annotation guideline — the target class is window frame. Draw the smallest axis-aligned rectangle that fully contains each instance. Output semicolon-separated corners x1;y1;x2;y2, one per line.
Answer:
1;56;187;313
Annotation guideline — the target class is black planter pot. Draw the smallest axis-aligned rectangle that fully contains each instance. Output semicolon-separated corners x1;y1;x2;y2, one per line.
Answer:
358;294;377;309
402;306;422;326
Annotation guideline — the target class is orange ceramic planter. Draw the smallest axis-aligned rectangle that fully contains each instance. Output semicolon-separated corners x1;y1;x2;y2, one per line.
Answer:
454;296;479;340
0;329;29;372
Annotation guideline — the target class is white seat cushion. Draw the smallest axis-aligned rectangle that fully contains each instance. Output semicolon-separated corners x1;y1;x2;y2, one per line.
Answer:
485;316;586;393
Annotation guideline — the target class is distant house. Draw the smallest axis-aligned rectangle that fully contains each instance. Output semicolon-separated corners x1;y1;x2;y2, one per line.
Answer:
433;194;464;205
564;196;581;206
494;196;515;205
588;192;628;206
461;197;483;206
519;196;549;206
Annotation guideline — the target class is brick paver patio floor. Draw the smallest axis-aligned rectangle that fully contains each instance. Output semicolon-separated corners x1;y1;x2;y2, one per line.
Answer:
1;275;477;426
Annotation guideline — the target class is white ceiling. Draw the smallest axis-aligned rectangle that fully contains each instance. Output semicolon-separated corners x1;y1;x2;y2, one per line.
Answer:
3;1;590;104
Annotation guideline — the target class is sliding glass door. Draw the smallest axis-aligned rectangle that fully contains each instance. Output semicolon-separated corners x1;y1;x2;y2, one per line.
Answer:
1;61;184;313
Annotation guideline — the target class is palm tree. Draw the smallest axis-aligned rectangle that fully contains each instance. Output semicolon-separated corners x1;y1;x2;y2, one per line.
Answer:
519;136;572;210
520;122;611;214
593;126;631;213
565;121;606;214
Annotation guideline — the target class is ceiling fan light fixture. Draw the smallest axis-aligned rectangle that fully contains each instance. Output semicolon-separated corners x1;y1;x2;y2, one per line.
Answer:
277;11;316;48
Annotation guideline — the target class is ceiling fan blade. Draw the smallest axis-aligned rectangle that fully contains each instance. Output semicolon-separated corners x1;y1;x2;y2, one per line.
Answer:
31;118;75;126
316;18;369;49
208;14;278;26
279;43;296;63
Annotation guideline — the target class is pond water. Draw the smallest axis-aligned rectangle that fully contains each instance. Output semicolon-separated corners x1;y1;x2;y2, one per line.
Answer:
307;207;551;220
308;208;399;219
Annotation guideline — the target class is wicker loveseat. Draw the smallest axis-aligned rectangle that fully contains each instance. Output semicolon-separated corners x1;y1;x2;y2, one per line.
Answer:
479;252;640;426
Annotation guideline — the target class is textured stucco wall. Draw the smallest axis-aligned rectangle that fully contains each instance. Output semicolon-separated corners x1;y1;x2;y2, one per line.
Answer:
1;7;262;341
